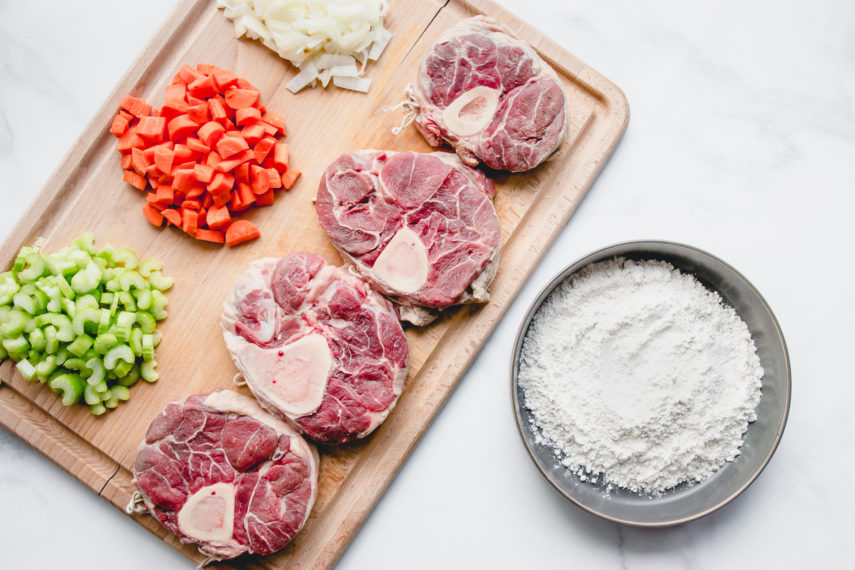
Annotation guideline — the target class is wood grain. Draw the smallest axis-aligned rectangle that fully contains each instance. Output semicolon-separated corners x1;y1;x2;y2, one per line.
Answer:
0;0;628;567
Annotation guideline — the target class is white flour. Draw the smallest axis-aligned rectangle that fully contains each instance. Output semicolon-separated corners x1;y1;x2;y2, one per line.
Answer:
519;258;763;494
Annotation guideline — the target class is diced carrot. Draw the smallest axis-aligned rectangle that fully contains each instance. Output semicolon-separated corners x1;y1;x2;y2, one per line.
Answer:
197;121;225;146
121;153;133;170
271;143;289;170
258;121;279;137
261;112;286;135
178;64;204;85
172;168;196;192
212;190;232;208
161;99;189;120
266;167;282;189
235;107;262;126
164;83;187;106
142;203;164;227
187;103;210;124
131;147;150;175
136;116;166;141
110;114;129;137
182;209;199;235
281;169;301;190
153;185;174;207
224;87;259;110
236;182;255;207
197;208;207;227
211;67;239;90
253;137;276;164
206;151;223;170
234;162;250;184
173;144;197;164
241;124;266;145
153;146;175;174
118;109;134;121
250;165;270;195
196;228;225;243
123;170;147;190
202;193;213;209
167;114;198;141
161;208;182;227
185;183;206;200
196;63;214;75
182;199;201;210
193;163;214;184
254;189;275;206
235;77;257;91
207;172;235;195
188;75;217;99
225;220;261;247
120;94;152;118
206;204;232;230
216;134;250;159
209;97;228;123
145;163;160;178
186;136;209;154
117;127;145;153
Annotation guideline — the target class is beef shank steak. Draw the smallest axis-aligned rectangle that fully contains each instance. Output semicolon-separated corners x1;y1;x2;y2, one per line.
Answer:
413;15;567;172
222;253;409;443
132;390;318;561
316;150;501;325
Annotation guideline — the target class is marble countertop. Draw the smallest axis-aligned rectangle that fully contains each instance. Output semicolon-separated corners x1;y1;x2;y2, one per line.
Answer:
1;0;853;568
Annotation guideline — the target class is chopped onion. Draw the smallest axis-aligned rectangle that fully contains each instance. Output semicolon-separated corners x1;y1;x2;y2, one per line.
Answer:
333;76;372;93
217;0;392;94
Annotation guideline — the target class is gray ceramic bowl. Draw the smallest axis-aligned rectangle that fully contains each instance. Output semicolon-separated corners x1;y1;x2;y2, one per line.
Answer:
511;241;791;526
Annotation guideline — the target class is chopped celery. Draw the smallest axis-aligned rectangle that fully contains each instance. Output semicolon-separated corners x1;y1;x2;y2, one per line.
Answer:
141;334;155;361
138;258;161;277
140;360;158;383
29;328;46;352
94;333;119;354
72;308;100;336
1;309;27;336
118;363;140;387
111;385;131;401
48;373;84;406
135;312;156;334
2;336;29;355
148;271;174;291
67;334;94;357
18;254;46;283
13;292;36;314
104;344;134;370
16;359;37;381
84;383;103;405
85;357;105;386
1;233;170;414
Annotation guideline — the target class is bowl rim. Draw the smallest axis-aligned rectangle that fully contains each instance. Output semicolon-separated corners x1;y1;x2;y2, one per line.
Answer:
510;239;792;527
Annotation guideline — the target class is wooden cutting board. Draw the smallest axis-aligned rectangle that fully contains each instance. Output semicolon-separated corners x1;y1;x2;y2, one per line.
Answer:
0;0;628;566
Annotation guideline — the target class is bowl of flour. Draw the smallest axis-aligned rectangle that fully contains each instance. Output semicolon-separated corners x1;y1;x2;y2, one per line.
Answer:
512;241;790;526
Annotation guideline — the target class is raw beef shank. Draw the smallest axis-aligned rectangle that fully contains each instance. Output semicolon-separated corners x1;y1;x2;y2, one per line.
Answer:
132;390;318;561
316;150;501;325
413;15;567;172
222;253;409;443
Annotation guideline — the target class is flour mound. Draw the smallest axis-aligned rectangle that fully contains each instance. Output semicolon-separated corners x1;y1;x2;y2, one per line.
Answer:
519;258;763;494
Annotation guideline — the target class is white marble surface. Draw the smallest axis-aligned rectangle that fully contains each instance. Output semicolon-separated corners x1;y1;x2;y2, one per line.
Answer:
1;0;853;568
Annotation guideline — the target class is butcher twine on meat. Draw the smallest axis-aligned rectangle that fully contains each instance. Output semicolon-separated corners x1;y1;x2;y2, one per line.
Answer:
222;253;409;444
411;15;567;172
130;390;318;563
316;149;501;325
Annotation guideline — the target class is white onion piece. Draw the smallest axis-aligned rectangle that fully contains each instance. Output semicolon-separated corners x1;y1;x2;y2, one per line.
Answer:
217;0;392;94
333;76;372;93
